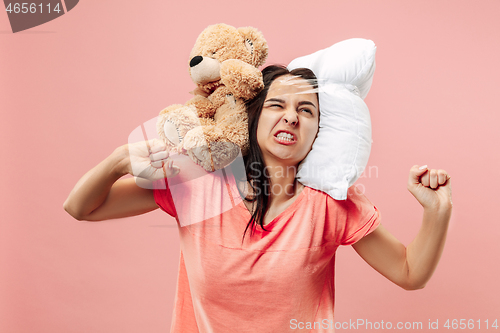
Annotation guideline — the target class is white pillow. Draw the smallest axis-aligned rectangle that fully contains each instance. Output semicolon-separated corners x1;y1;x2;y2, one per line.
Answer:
287;38;376;200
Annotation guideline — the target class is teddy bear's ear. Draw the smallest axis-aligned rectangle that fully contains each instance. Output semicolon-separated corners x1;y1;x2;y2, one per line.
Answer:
237;27;268;68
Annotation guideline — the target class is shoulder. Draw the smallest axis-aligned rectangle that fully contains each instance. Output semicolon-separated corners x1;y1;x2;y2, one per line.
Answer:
301;184;380;241
298;183;376;209
320;185;376;212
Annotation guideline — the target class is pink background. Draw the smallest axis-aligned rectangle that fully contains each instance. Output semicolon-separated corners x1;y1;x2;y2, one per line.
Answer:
1;1;499;332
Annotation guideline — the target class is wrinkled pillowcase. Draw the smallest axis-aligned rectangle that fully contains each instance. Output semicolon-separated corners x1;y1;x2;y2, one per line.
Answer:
288;38;376;200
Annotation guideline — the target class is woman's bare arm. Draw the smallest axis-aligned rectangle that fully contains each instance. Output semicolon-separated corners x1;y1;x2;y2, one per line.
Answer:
63;140;179;221
352;165;452;290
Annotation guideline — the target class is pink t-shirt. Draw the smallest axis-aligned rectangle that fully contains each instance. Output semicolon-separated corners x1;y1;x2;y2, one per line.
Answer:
153;167;381;333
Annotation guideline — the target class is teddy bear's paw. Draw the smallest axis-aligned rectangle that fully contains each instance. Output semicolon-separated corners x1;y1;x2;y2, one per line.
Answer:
185;141;240;172
220;59;264;100
162;119;183;147
182;129;213;171
186;146;213;172
156;104;202;148
209;141;240;170
182;126;210;159
182;126;240;171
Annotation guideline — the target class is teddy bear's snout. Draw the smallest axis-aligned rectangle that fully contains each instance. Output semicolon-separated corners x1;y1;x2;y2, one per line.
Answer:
189;56;221;85
190;56;203;68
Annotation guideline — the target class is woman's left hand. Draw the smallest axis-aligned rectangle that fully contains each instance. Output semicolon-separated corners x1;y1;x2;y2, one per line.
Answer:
407;165;453;212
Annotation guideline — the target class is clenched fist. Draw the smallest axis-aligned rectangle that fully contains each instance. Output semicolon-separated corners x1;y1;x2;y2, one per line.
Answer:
127;139;180;181
407;165;453;212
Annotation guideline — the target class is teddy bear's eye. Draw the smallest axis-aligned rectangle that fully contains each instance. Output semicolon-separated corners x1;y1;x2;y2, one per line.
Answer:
226;93;233;97
245;39;254;55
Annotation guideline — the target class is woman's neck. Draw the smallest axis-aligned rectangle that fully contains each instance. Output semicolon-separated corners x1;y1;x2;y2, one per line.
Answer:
263;162;302;205
239;159;303;205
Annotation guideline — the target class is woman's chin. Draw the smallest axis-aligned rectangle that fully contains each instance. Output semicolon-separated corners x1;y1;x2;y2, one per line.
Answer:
266;150;305;167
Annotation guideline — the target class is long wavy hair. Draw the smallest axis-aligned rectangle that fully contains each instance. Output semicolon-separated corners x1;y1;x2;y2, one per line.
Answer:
233;65;319;240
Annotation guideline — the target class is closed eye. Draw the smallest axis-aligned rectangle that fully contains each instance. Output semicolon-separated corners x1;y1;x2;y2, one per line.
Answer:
300;108;313;114
264;98;285;107
264;103;283;109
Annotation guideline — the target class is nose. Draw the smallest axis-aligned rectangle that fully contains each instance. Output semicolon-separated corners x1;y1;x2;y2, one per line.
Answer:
283;109;298;126
190;56;203;68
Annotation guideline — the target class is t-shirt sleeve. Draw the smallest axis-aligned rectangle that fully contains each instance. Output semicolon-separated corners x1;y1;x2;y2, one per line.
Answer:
151;168;242;226
153;178;177;217
336;185;382;246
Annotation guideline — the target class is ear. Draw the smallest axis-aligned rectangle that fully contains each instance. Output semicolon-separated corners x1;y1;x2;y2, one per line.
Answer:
237;27;268;67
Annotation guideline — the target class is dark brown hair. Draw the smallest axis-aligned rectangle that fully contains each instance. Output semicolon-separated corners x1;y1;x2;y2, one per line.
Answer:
234;65;319;240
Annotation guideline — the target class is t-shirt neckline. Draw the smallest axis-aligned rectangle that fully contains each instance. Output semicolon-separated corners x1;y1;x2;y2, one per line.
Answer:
236;181;308;231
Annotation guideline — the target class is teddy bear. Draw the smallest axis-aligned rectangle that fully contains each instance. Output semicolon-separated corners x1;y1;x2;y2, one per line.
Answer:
156;23;268;172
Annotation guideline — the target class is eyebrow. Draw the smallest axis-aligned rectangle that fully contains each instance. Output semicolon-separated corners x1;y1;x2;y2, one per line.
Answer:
265;98;285;104
298;101;318;109
264;98;318;109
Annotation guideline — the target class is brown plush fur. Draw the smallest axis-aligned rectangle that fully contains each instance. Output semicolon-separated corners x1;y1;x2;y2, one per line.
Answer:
156;23;268;171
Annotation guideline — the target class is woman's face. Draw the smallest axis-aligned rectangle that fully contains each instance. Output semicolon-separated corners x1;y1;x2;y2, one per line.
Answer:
256;75;319;167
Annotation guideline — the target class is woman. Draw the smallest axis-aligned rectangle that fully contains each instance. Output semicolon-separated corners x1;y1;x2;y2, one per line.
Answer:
64;65;452;332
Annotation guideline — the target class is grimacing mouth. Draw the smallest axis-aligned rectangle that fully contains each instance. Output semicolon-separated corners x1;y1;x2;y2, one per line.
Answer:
274;130;297;142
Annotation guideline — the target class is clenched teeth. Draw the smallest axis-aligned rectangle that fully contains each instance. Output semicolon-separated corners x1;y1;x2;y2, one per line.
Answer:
276;132;294;141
